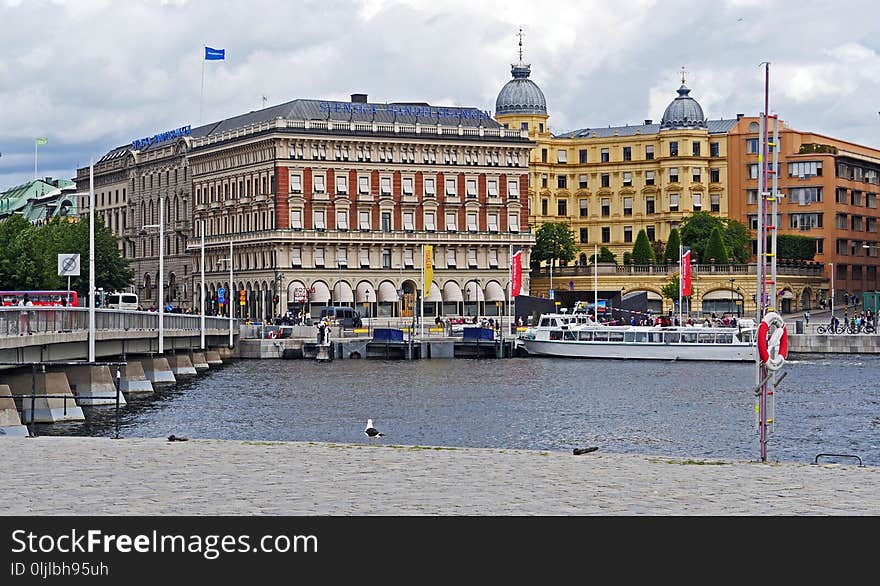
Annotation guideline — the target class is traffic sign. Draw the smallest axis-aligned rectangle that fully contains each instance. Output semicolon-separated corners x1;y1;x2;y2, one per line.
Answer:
57;253;80;277
218;287;226;304
548;288;555;300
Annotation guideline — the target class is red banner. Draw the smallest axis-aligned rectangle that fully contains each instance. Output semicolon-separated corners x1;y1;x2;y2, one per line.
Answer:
511;250;523;297
681;250;691;296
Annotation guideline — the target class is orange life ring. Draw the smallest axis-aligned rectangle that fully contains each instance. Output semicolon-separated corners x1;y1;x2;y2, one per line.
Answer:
757;311;787;370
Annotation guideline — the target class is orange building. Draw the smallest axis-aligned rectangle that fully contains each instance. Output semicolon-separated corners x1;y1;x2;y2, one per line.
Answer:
728;116;880;310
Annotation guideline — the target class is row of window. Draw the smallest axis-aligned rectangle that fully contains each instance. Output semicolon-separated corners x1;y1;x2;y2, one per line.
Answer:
836;238;880;257
545;141;721;164
290;172;521;199
541;167;721;189
826;263;878;280
80;188;128;210
139;168;186;191
195;173;274;205
289;209;521;233
542;193;721;217
578;225;659;244
746;187;879;209
289;246;507;270
289;142;523;167
837;162;880;184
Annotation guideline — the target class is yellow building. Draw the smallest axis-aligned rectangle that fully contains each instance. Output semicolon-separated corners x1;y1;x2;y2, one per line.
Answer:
494;65;735;265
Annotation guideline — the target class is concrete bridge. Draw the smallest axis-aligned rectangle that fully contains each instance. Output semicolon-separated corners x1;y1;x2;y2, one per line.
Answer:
0;307;238;434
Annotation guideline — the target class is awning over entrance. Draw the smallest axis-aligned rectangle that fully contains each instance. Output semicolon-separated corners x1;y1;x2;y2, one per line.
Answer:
463;280;484;302
484;281;505;302
310;281;331;303
443;281;463;302
333;281;354;303
778;289;795;299
424;282;442;302
355;281;376;303
703;289;743;300
377;281;398;303
287;280;307;303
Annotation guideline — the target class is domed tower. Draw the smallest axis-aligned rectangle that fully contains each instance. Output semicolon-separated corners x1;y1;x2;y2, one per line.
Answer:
660;69;707;130
494;29;549;137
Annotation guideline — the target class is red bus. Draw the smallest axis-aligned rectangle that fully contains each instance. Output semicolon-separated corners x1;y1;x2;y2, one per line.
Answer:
0;291;79;307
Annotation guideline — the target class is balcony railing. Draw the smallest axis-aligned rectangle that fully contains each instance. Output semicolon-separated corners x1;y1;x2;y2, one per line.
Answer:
0;307;232;338
531;263;825;277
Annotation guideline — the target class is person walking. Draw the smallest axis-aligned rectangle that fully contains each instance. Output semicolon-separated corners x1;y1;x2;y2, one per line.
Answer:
804;310;810;327
18;293;34;335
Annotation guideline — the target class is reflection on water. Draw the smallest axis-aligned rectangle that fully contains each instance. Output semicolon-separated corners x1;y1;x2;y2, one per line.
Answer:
34;354;880;465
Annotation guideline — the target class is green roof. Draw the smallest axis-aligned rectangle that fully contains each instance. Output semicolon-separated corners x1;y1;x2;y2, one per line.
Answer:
0;177;77;222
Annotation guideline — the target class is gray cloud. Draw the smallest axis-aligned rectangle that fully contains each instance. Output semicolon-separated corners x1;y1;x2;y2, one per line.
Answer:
2;0;879;189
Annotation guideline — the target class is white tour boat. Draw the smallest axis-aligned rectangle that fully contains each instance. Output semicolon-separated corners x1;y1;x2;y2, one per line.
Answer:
518;311;756;362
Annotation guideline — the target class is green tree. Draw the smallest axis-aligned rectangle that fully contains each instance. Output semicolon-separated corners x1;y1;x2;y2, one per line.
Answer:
651;239;665;263
680;212;750;263
590;246;617;264
723;220;751;263
6;226;47;289
631;229;656;264
532;222;577;272
776;234;816;260
680;211;724;261
704;226;730;263
663;228;681;264
0;215;33;288
661;274;682;301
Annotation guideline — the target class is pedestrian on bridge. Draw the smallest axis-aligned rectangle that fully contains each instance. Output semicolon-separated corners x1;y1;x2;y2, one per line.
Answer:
18;293;33;335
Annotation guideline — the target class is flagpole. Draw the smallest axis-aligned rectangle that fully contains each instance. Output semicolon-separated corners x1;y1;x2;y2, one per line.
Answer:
508;244;513;334
200;50;205;124
593;244;598;322
679;243;683;326
34;140;37;180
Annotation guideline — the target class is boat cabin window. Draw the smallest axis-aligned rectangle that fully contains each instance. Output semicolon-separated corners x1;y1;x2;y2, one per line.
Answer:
716;333;733;344
663;332;680;343
681;332;698;343
698;332;715;344
593;331;609;341
648;332;665;343
564;330;577;340
578;331;592;341
549;330;563;340
634;331;648;343
739;332;753;344
540;318;552;327
624;331;635;343
608;332;625;342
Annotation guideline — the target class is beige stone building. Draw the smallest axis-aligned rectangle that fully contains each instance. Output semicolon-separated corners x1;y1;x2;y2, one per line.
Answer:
188;94;534;321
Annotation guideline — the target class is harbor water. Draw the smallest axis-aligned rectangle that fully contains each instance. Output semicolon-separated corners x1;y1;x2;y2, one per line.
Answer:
35;355;880;465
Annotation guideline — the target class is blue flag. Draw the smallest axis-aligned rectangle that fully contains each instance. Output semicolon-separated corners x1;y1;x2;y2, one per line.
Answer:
205;47;225;61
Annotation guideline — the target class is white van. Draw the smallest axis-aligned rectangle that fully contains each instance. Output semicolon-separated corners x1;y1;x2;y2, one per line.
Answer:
106;292;139;310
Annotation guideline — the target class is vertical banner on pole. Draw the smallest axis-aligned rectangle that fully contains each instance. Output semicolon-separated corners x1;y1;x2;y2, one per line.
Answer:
510;247;523;297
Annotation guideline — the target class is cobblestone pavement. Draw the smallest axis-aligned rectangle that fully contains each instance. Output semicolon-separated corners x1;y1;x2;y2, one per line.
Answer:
2;437;877;515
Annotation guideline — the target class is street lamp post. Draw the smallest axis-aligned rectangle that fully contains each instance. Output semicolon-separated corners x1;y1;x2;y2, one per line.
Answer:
729;278;736;317
217;241;234;349
829;262;835;323
141;196;165;354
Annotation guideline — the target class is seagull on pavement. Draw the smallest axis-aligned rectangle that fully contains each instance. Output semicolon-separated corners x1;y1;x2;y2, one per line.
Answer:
364;419;384;438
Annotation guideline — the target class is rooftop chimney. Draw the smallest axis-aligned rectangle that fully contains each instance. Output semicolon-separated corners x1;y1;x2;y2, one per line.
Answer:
644;119;652;125
351;93;368;103
736;113;744;120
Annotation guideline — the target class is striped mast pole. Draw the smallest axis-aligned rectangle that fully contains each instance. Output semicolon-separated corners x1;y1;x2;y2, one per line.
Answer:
756;61;770;462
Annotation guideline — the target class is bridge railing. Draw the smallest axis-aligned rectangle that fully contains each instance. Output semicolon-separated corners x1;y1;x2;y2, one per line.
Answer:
0;307;234;337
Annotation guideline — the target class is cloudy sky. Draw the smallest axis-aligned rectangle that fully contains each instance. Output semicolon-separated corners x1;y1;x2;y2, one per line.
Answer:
2;0;879;190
